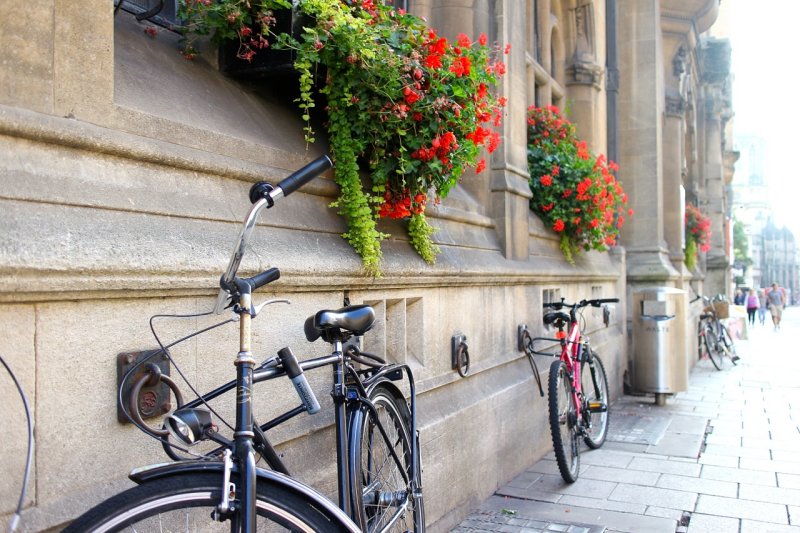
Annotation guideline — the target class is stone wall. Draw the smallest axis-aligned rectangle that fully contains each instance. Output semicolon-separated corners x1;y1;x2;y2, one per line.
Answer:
0;2;632;532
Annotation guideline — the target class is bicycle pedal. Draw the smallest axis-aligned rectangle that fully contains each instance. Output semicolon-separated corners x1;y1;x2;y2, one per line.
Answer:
588;401;607;413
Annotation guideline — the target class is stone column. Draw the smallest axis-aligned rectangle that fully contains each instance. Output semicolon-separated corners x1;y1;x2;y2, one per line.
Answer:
702;101;729;296
617;0;680;285
490;0;534;260
565;1;606;150
698;37;733;297
662;41;693;289
663;93;691;283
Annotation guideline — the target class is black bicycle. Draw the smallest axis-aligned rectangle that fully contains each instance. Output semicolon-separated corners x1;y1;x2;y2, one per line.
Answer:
697;294;738;370
64;155;424;533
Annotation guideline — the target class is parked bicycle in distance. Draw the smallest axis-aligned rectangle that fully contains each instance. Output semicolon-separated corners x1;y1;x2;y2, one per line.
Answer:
520;297;617;483
697;294;739;370
64;155;424;533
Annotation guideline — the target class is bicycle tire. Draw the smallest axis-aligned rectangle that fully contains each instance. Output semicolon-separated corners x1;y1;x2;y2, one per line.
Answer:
63;472;347;532
720;324;738;364
350;383;425;533
548;360;579;483
581;352;609;449
703;322;723;370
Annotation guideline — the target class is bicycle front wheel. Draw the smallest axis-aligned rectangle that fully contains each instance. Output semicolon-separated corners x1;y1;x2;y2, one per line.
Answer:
720;324;738;364
351;383;424;533
63;472;347;532
581;352;609;449
548;360;580;483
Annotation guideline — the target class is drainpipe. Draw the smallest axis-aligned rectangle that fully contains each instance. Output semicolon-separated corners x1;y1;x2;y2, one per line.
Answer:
606;0;619;164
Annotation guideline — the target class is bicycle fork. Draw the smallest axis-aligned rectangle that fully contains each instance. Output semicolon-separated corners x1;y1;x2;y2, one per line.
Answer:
213;288;259;532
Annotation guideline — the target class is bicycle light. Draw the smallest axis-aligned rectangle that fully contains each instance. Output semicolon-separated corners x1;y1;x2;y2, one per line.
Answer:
166;407;213;445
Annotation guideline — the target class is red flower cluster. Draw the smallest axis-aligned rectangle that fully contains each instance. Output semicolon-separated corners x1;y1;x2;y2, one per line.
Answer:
379;191;427;219
367;25;508;223
685;203;712;253
527;105;632;263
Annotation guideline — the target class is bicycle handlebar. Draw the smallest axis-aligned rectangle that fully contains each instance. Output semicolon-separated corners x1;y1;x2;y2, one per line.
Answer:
213;155;333;314
543;297;619;310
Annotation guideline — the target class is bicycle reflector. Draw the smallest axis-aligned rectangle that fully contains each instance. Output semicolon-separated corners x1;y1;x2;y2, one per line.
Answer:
166;408;213;446
555;331;567;340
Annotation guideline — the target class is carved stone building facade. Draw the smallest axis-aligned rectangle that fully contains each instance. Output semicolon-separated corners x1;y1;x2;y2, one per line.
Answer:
0;1;729;531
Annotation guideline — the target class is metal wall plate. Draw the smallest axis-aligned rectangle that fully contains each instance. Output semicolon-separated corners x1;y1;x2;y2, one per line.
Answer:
116;350;172;424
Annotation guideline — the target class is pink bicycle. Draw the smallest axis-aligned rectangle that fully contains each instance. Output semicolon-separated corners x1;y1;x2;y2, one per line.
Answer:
521;298;617;482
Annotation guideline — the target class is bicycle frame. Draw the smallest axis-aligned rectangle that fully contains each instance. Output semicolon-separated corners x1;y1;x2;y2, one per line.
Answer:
560;315;585;421
525;298;616;421
162;305;419;531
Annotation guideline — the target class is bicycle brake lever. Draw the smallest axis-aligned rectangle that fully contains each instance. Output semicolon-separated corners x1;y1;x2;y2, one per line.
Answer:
251;298;290;317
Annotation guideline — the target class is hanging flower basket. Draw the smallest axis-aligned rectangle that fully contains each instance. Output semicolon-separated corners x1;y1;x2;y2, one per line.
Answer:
684;203;711;270
527;105;631;264
179;0;509;276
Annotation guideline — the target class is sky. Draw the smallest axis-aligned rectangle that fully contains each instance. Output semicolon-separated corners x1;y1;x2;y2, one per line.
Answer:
727;0;800;236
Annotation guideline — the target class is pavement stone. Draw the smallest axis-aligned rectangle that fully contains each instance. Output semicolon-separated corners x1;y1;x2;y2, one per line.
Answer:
694;494;788;524
738;484;800;506
579;465;660;486
655;473;738;498
740;521;800;533
451;308;800;533
778;473;800;489
627;457;701;477
686;513;739;533
740;457;800;475
607;484;697;511
790;505;800;526
700;464;777;486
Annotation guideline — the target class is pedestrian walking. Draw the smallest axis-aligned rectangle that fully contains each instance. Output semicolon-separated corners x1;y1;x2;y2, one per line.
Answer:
745;288;758;326
757;288;767;325
767;282;786;330
733;288;745;305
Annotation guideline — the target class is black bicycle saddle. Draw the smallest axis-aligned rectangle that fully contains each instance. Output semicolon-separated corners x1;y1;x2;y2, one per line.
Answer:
304;305;376;343
543;310;570;327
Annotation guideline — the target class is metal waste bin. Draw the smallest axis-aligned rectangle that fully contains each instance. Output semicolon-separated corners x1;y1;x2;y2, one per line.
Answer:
632;287;689;405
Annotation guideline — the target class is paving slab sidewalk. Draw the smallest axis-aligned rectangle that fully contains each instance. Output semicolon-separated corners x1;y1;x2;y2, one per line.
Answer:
452;308;800;532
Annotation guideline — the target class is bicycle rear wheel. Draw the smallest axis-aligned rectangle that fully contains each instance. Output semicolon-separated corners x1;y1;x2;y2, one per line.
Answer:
702;322;723;370
350;383;424;533
548;360;579;483
581;352;609;449
63;472;346;532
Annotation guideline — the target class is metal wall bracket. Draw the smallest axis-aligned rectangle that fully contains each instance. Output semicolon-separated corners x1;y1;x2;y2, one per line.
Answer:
116;350;172;424
451;334;469;377
517;324;529;352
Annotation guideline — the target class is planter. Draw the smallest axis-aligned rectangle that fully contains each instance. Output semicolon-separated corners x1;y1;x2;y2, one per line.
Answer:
218;7;307;79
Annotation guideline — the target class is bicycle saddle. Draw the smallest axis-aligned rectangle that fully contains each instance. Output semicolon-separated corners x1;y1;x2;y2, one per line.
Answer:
543;310;570;327
304;305;376;343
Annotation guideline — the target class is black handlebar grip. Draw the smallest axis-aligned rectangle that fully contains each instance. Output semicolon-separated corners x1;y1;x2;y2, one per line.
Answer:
243;267;281;294
276;155;333;197
597;298;620;304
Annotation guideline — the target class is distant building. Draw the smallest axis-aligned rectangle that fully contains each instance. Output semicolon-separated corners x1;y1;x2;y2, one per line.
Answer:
761;219;799;302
